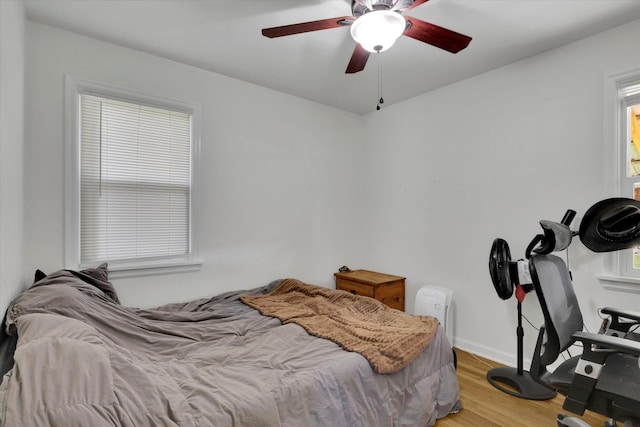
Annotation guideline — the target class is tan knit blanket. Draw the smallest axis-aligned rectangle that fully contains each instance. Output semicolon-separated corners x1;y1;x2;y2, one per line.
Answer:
240;278;439;374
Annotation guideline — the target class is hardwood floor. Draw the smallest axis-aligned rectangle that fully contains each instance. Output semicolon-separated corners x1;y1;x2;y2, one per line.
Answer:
435;348;608;426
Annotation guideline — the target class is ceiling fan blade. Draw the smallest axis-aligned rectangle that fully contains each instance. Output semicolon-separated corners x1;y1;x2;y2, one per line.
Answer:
403;17;471;53
405;0;430;11
345;44;370;74
262;16;353;38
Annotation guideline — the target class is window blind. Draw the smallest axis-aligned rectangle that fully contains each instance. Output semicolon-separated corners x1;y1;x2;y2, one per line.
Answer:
79;94;192;264
622;82;640;98
623;83;640;107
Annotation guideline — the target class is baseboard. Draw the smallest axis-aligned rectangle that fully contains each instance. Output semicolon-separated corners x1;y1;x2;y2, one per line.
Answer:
453;337;532;369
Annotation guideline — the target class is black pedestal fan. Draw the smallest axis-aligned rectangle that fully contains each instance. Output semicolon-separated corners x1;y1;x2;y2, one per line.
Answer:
487;238;557;400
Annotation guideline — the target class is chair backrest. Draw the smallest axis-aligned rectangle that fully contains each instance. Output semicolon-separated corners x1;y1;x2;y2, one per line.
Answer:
529;254;584;367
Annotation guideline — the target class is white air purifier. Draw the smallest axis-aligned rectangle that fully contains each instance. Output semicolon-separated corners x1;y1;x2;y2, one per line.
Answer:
415;285;453;345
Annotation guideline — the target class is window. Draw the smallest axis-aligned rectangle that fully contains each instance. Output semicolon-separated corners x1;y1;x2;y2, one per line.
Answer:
620;82;640;197
622;82;640;276
608;70;640;280
65;77;201;277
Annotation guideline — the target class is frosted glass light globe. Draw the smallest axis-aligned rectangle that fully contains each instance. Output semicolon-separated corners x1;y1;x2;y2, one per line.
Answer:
350;10;406;53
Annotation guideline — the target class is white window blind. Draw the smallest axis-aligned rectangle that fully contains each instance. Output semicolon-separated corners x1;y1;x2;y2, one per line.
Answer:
623;82;640;99
79;94;192;264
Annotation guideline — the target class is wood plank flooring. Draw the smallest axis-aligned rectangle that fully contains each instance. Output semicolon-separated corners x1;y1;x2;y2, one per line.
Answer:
435;348;608;426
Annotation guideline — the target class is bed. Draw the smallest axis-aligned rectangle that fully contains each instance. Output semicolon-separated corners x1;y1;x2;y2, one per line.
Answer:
0;265;461;426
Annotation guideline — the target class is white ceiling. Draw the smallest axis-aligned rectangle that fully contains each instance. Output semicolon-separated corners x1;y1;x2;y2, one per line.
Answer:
24;0;640;115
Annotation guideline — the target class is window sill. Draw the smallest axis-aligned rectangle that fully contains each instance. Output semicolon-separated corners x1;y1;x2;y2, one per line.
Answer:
89;259;203;279
597;274;640;294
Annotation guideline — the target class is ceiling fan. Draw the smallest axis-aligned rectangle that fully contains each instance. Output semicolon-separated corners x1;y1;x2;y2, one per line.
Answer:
261;0;472;74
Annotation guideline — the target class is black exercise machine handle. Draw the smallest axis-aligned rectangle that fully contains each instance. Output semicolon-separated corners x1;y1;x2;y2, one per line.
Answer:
561;209;576;227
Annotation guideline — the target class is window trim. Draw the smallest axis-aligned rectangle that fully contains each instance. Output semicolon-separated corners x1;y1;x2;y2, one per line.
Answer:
599;68;640;289
64;76;202;278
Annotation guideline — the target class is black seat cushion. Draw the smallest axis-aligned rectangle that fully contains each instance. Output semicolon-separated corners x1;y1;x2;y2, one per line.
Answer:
550;353;640;404
596;353;640;401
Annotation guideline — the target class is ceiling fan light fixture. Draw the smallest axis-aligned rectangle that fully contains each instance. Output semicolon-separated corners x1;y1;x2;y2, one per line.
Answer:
350;10;405;53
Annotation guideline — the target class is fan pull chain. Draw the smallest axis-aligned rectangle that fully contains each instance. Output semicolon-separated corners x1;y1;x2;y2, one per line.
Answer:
377;63;385;111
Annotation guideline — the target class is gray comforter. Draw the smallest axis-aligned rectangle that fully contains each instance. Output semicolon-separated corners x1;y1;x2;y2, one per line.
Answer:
0;266;461;426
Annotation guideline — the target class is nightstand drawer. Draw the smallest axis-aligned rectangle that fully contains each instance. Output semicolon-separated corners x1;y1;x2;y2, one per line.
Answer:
336;278;375;297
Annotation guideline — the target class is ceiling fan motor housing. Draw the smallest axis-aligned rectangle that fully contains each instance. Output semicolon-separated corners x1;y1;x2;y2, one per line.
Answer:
352;0;414;17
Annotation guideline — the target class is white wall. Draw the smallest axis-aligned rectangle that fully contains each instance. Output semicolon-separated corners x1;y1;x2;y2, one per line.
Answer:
361;19;640;366
19;14;640;367
24;22;365;307
0;0;26;313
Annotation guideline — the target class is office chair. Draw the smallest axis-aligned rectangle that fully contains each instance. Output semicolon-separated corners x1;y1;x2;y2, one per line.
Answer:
528;254;640;427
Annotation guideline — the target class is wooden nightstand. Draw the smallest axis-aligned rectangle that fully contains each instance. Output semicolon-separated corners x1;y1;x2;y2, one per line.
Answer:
334;269;405;311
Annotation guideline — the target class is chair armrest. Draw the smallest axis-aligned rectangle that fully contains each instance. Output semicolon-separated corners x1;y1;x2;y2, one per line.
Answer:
600;307;640;323
573;331;640;358
599;307;640;337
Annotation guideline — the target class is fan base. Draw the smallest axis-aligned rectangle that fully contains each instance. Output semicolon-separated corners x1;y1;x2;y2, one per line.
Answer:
487;367;557;400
